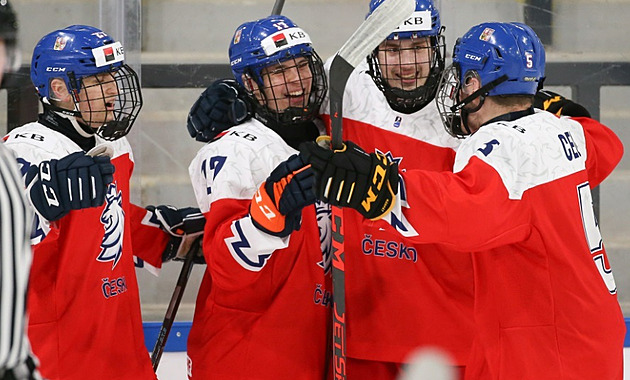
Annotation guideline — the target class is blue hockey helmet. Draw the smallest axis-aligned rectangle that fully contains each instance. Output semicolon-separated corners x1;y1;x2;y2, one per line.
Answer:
30;25;142;140
228;15;326;126
366;0;445;113
436;22;545;137
453;22;545;97
367;0;442;41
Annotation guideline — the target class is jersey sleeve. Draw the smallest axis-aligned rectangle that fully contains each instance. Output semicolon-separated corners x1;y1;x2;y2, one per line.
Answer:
128;203;170;273
387;156;532;251
188;132;293;292
574;117;623;188
3;127;76;244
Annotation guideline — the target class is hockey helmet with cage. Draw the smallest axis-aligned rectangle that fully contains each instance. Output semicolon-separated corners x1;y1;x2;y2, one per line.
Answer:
366;0;445;114
436;22;546;137
229;15;326;127
0;0;21;75
30;25;143;141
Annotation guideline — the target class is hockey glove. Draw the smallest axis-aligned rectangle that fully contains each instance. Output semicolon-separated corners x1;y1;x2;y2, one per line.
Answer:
300;137;398;220
187;78;251;142
250;154;317;238
25;151;115;221
145;205;206;263
534;89;591;118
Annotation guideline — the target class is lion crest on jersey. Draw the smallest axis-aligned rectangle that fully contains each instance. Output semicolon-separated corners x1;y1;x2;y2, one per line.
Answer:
97;183;125;269
316;201;332;274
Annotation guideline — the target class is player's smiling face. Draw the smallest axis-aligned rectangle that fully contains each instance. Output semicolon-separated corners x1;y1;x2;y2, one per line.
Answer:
259;56;313;112
377;36;432;91
76;72;119;129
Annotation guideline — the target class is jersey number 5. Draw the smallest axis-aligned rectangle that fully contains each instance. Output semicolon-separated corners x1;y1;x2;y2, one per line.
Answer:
577;182;617;294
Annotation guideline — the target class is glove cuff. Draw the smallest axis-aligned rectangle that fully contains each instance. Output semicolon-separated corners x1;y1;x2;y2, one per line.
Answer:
250;182;291;237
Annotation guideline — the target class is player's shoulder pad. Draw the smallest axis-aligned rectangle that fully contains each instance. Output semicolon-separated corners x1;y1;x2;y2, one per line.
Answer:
3;122;76;164
456;110;586;199
96;135;133;161
210;119;283;154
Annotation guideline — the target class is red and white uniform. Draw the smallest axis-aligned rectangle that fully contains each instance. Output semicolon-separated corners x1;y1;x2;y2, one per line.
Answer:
320;59;475;371
4;120;167;380
187;119;331;379
385;110;625;379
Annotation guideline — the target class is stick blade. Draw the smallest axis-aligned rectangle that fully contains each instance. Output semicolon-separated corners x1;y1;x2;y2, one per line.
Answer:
337;0;416;67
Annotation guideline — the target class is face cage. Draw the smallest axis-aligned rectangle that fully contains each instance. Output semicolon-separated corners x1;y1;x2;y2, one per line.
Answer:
435;64;468;138
368;34;446;114
248;51;327;126
69;64;143;141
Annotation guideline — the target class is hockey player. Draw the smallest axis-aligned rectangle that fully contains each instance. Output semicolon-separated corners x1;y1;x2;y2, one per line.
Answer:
3;25;204;380
0;0;19;86
186;15;332;379
316;2;473;377
301;22;625;380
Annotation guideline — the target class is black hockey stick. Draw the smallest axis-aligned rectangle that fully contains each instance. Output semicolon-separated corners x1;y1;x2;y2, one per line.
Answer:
271;0;285;15
327;0;415;378
150;234;203;371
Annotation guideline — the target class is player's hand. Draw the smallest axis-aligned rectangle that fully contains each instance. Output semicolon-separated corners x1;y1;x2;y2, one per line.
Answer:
250;154;316;237
299;137;398;220
534;89;591;118
187;79;251;142
25;151;115;221
145;205;206;262
162;235;206;264
146;205;205;237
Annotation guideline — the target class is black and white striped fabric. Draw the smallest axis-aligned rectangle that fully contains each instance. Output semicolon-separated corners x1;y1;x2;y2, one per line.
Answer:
0;144;41;380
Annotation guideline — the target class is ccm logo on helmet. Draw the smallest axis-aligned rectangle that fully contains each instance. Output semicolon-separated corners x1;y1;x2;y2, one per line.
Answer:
465;53;483;62
46;67;67;72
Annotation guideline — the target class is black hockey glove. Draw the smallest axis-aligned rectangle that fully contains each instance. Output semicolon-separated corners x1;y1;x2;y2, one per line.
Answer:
534;89;591;118
250;154;317;238
300;137;398;220
146;205;206;263
187;78;251;142
25;151;115;221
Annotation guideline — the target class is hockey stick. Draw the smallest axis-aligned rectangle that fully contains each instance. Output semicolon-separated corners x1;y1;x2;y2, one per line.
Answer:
327;0;415;378
150;234;203;371
271;0;285;15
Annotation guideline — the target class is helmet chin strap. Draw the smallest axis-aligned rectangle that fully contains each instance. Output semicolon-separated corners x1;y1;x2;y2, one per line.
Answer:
42;98;95;138
451;74;508;135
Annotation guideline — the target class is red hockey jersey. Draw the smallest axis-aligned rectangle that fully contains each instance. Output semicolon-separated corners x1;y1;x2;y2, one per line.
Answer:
187;119;332;379
4;121;168;380
384;111;625;379
320;59;475;365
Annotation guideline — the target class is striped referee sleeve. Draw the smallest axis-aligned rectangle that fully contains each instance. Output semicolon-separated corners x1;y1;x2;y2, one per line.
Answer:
0;143;41;380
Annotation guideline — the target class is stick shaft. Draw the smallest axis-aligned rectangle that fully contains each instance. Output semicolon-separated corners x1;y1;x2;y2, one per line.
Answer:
326;1;415;377
271;0;285;15
150;237;201;371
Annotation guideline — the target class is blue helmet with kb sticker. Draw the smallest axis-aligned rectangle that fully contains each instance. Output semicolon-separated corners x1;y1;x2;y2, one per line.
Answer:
228;15;327;126
30;25;143;140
